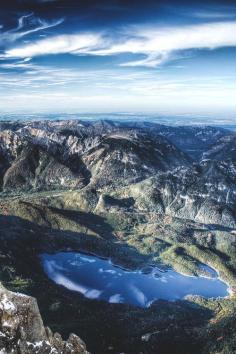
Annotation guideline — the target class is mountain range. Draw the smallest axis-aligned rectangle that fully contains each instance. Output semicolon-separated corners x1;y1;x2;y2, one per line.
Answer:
0;120;236;354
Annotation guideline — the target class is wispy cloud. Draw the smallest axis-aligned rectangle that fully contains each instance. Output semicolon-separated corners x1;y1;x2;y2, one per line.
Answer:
192;11;236;19
4;21;236;67
0;13;64;44
96;21;236;67
1;70;236;115
175;5;236;20
6;33;103;57
0;59;235;98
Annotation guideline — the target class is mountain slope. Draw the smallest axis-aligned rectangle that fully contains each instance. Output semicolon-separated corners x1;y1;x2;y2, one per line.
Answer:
111;160;236;227
0;122;192;192
3;145;91;192
83;130;191;188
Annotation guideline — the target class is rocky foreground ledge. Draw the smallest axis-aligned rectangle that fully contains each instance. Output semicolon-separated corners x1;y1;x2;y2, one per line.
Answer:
0;284;88;354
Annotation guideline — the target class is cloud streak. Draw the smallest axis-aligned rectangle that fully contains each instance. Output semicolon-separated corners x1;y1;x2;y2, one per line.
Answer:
4;21;236;67
97;21;236;67
6;33;103;57
0;13;64;44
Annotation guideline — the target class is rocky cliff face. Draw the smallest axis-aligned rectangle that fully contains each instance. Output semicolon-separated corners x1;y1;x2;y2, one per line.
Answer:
0;284;88;354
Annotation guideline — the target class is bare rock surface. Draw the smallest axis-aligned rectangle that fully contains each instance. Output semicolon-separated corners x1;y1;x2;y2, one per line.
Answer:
0;284;88;354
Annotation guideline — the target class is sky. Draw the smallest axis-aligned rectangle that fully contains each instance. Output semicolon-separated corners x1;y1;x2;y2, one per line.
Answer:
0;0;236;116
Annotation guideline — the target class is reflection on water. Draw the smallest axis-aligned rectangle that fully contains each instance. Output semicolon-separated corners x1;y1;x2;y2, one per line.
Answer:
41;252;229;308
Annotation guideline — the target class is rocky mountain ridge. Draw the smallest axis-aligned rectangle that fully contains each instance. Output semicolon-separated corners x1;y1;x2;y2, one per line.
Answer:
0;120;234;227
0;121;192;192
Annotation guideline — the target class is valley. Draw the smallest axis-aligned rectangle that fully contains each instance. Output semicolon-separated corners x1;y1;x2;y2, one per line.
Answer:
0;119;236;354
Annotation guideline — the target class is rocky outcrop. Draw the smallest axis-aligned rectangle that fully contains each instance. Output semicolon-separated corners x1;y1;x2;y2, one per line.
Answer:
0;284;88;354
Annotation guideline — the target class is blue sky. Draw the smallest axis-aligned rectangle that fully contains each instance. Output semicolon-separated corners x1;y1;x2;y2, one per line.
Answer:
0;0;236;116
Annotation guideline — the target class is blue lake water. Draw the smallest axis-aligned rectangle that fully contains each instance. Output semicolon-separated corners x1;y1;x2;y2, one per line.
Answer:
41;252;229;308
